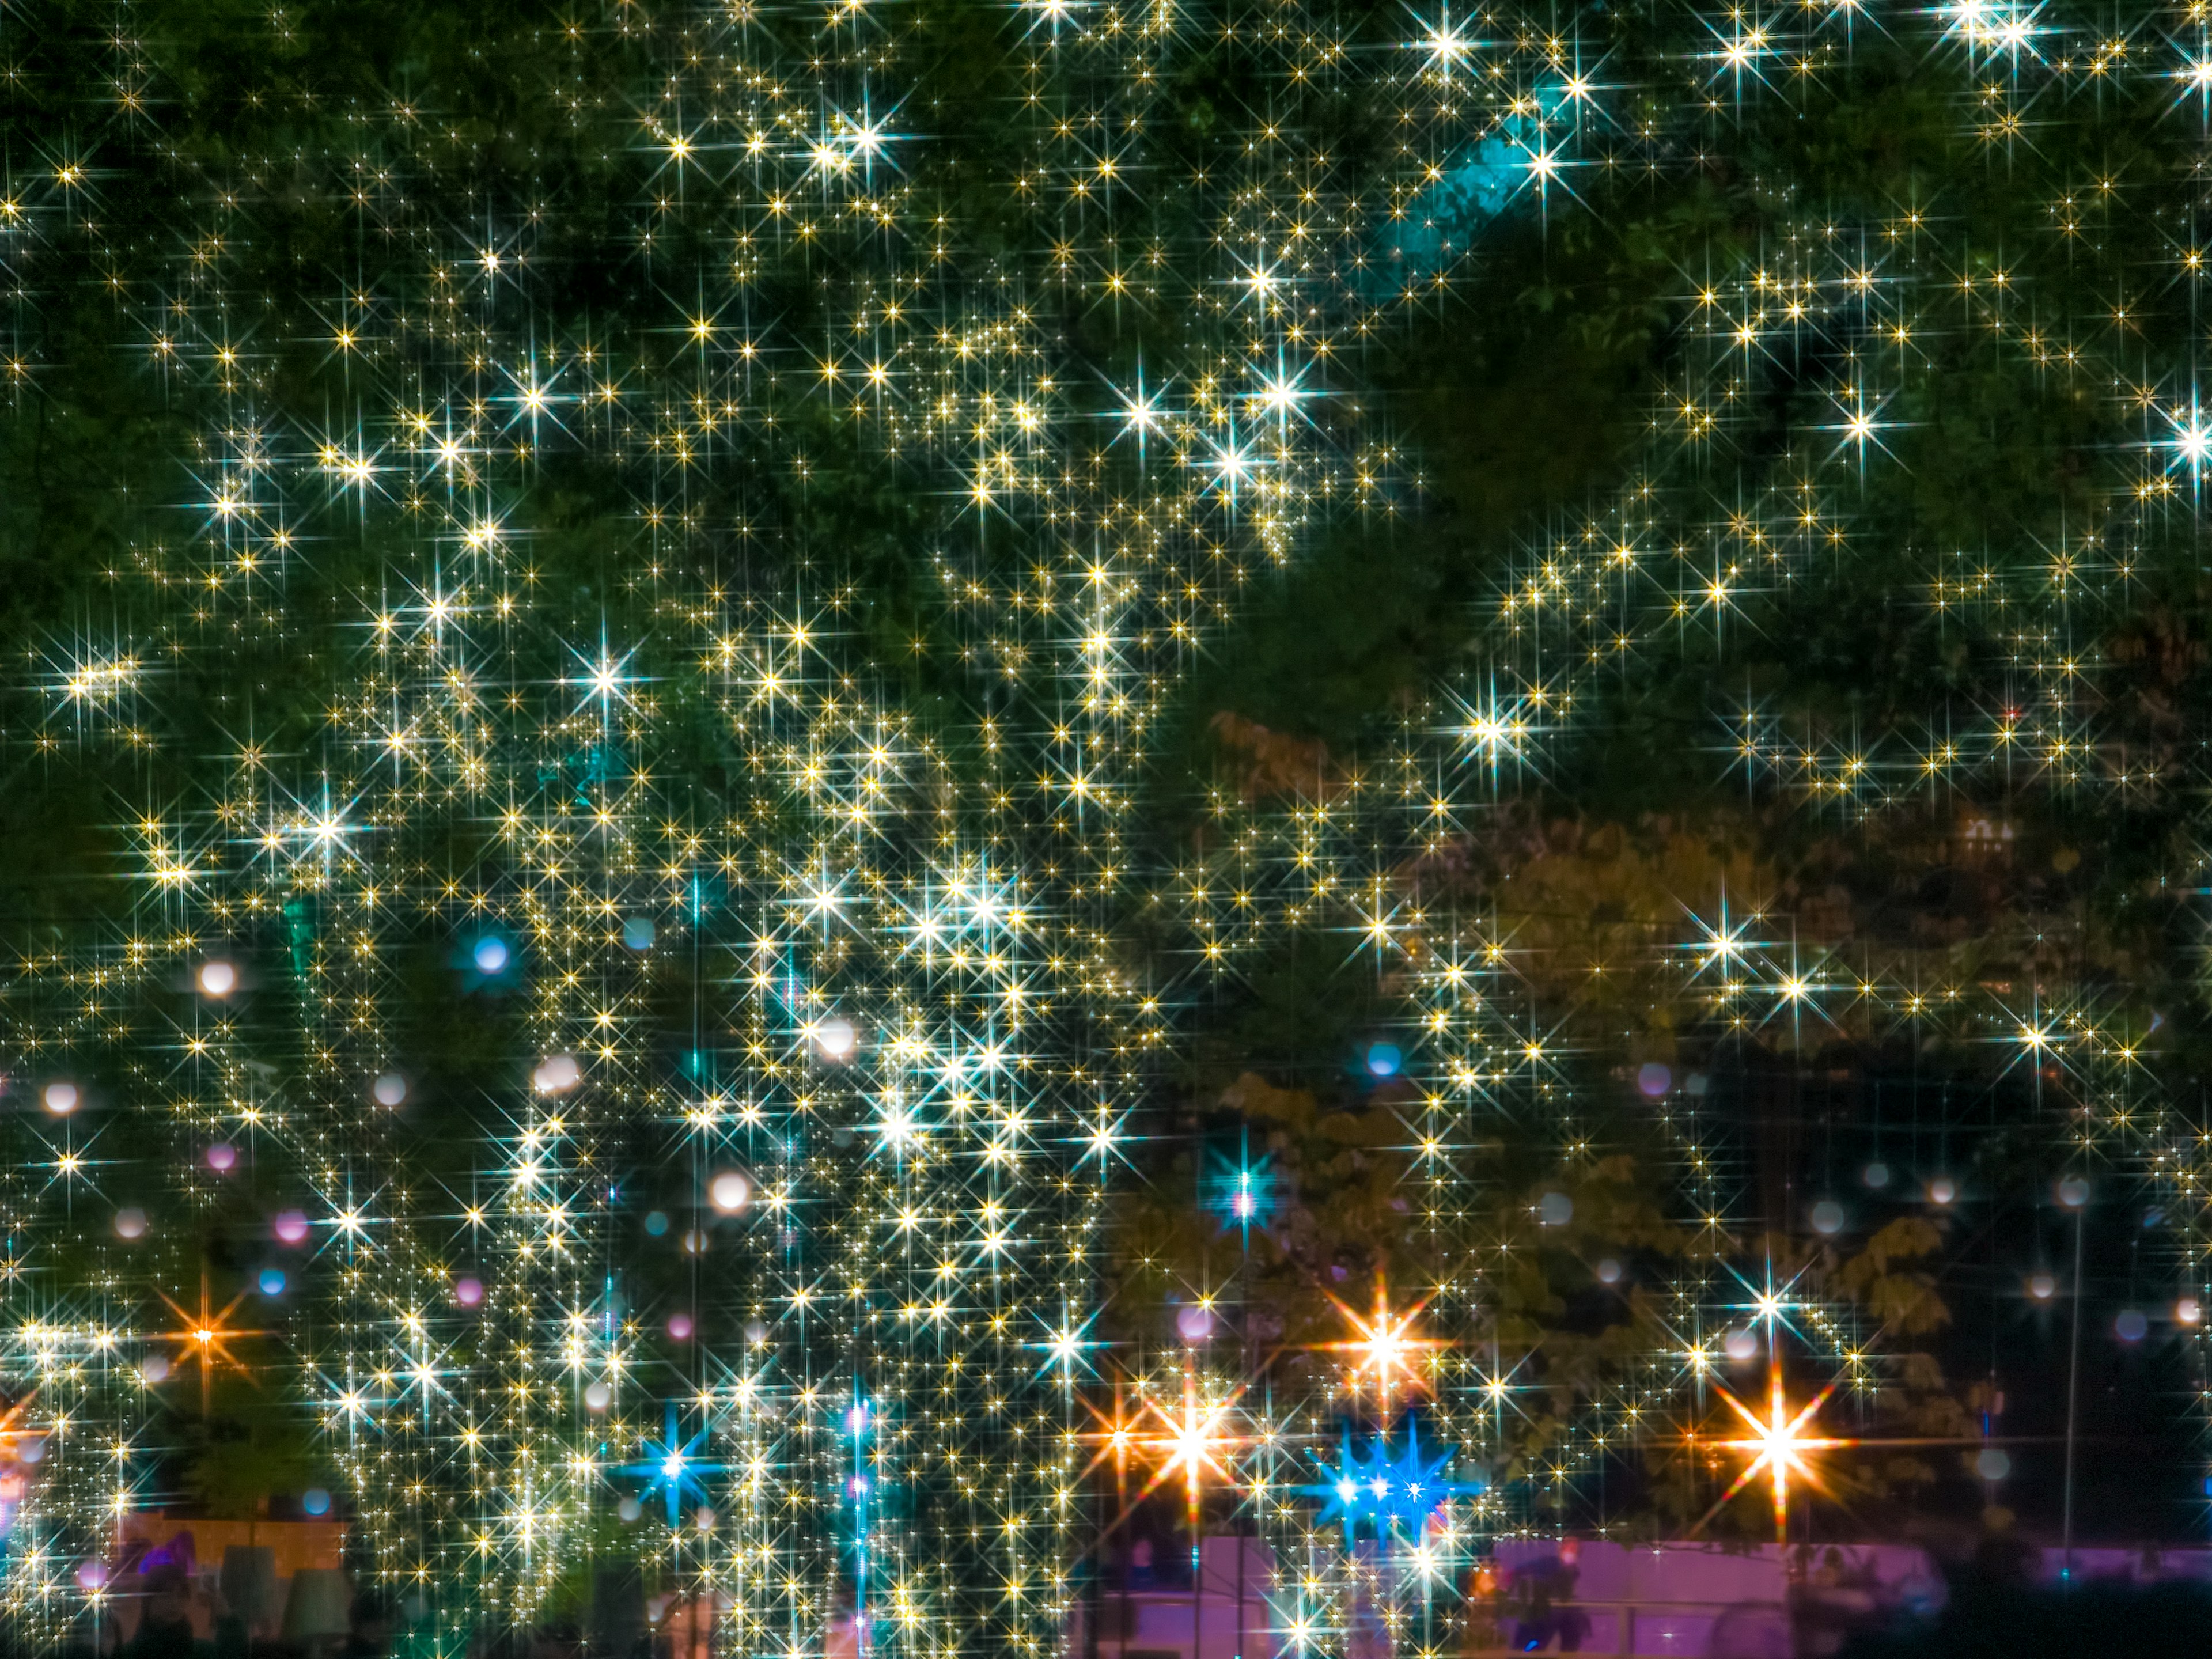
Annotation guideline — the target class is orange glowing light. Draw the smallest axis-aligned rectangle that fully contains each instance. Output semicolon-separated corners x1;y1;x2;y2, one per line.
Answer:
1077;1364;1248;1539
0;1391;40;1462
1326;1286;1442;1406
1079;1368;1248;1518
1701;1366;1850;1538
156;1278;265;1412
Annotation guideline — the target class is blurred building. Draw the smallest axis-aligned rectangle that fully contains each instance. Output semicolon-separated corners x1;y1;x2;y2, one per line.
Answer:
1065;1535;2212;1659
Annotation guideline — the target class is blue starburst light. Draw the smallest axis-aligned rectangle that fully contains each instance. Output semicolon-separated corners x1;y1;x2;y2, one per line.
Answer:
615;1402;726;1527
1301;1416;1483;1542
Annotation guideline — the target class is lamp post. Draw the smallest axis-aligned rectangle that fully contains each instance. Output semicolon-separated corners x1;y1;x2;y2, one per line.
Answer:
2058;1174;2089;1584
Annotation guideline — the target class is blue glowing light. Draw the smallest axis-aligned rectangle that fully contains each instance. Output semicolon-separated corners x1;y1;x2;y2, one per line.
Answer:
257;1267;286;1296
616;1403;726;1527
1203;1139;1278;1242
457;928;520;984
1362;81;1573;300
1365;1041;1403;1078
1301;1417;1483;1542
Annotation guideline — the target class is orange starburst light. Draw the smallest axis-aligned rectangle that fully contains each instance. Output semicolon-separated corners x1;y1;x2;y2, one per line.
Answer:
1702;1366;1851;1539
156;1277;265;1413
1328;1285;1441;1407
1077;1382;1143;1488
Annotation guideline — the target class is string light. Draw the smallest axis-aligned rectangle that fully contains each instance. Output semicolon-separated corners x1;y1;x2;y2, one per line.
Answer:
0;5;2195;1653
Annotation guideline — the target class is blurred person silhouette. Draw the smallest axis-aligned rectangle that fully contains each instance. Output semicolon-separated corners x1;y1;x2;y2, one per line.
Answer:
126;1567;195;1659
1507;1543;1589;1653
